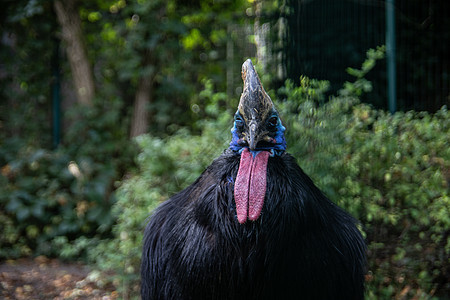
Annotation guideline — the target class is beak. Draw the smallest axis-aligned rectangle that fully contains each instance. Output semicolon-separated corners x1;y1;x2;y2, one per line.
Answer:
248;122;258;150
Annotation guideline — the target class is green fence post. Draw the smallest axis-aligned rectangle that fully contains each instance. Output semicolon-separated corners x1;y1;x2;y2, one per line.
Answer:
386;0;397;113
52;38;61;148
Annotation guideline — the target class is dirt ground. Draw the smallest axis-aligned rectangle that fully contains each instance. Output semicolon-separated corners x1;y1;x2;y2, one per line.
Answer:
0;256;118;300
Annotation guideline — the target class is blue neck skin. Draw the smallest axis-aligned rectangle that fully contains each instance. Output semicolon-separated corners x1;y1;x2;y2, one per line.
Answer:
229;121;287;157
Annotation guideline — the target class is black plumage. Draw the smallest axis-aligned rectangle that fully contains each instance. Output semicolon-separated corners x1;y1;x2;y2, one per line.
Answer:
141;60;366;300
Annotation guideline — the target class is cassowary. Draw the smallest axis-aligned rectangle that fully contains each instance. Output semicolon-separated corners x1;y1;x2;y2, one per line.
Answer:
141;59;366;300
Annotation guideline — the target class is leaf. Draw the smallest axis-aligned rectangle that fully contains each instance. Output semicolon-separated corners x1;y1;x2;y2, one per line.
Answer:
6;197;22;213
16;208;30;221
31;202;45;218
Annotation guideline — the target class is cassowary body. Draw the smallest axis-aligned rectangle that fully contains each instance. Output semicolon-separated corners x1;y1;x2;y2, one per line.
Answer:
141;60;366;300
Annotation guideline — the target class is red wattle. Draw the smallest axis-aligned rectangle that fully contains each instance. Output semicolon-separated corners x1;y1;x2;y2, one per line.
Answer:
248;151;270;221
234;148;269;224
234;149;252;224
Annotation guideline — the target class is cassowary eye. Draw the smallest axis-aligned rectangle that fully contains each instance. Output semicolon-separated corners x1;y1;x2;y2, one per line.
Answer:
267;116;278;129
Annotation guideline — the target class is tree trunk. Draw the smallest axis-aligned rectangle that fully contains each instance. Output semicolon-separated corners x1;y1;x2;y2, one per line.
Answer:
54;0;95;106
130;74;153;138
129;47;156;138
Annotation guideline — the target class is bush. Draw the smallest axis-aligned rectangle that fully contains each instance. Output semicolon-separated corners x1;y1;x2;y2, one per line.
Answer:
0;102;135;259
344;107;449;299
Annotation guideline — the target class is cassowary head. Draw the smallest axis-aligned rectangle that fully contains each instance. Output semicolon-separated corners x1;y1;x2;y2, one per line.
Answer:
230;59;286;155
230;59;287;224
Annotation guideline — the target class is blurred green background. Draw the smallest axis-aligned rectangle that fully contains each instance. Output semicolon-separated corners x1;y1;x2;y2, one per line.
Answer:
0;0;448;299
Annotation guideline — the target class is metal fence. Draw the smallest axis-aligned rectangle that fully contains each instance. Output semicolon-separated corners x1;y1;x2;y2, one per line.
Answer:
280;0;449;112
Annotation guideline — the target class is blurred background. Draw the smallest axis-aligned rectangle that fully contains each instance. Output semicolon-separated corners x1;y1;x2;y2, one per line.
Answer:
0;0;449;299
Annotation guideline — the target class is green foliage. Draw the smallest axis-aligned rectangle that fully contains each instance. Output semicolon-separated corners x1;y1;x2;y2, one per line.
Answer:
78;0;251;134
355;108;449;300
0;102;135;260
0;1;56;149
0;144;70;258
340;46;386;98
92;49;449;298
276;46;385;202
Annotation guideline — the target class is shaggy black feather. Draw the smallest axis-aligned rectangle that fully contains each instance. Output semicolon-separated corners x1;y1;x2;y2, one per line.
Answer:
141;149;366;300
